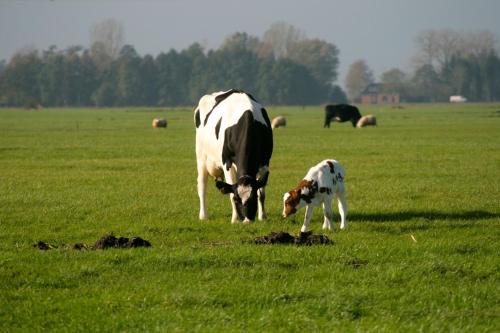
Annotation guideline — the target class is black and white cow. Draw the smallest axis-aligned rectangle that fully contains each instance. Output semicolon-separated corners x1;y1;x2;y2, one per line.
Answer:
194;89;273;223
324;104;362;128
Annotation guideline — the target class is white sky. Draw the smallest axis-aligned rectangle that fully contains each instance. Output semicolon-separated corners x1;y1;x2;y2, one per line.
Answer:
1;0;499;86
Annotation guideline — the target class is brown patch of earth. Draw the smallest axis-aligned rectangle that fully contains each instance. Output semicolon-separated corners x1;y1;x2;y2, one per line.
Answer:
33;234;151;250
253;231;333;245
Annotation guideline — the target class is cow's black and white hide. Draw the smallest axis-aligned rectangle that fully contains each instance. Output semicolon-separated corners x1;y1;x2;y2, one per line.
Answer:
282;159;347;232
194;89;273;223
324;104;362;128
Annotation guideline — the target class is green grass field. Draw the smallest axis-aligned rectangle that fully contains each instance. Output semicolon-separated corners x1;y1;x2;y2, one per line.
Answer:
1;103;499;332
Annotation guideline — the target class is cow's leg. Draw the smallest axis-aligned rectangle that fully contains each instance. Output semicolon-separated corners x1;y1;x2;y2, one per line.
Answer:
223;168;239;224
197;161;209;220
257;187;267;220
322;198;334;231
337;188;347;230
300;205;314;232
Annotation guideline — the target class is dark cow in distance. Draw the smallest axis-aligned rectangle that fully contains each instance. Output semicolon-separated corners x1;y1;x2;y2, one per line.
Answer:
195;89;273;224
324;104;362;128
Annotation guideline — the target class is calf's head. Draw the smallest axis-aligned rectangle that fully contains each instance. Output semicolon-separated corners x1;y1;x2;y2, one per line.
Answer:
282;180;317;218
216;172;269;222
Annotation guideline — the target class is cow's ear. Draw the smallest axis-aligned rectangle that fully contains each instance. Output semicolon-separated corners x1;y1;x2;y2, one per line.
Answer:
256;171;269;189
216;181;234;194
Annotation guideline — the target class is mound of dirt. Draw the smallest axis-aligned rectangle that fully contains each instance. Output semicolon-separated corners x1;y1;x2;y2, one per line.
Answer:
68;243;87;250
253;231;333;246
33;241;55;250
294;231;333;245
254;231;296;244
33;234;151;250
93;234;152;249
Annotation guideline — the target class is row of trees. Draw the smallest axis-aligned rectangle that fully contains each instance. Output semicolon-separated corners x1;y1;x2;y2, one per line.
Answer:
1;22;499;107
345;29;500;102
0;21;345;107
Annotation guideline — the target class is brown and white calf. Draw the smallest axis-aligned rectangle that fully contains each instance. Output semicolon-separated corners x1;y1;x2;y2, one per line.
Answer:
282;159;347;232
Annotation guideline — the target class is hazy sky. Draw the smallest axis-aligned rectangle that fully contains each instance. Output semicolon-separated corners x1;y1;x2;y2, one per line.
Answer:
1;0;499;86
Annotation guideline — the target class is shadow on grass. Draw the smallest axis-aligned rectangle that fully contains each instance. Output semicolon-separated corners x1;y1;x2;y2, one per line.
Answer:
349;210;500;223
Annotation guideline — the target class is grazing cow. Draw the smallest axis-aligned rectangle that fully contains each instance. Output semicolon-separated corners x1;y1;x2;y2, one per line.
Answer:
282;159;347;232
324;104;362;128
356;114;377;128
271;116;287;129
152;118;167;128
194;89;273;223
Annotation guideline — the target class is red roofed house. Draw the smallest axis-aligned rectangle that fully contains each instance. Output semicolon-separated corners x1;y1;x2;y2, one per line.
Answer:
361;83;400;105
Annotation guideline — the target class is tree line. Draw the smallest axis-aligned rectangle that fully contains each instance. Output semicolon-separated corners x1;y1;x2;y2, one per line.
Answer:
346;29;500;102
0;21;345;108
1;22;498;107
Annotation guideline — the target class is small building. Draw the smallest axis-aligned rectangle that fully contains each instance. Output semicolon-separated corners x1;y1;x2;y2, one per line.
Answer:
361;83;400;105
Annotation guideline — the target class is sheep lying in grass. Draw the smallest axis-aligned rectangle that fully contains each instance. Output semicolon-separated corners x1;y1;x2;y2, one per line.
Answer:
271;116;286;129
152;118;167;128
282;159;347;232
356;115;377;128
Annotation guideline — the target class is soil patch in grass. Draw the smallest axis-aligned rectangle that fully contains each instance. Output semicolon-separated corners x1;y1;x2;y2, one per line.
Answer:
253;231;333;245
33;234;151;250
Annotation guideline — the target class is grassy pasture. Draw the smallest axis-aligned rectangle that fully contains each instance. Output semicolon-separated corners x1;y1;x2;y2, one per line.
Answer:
0;103;499;332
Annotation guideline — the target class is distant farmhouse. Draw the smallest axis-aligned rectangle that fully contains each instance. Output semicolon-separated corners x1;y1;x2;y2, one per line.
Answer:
361;83;400;105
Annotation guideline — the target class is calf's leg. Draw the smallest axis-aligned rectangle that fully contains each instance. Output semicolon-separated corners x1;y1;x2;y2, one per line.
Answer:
322;199;334;231
337;190;347;230
301;205;314;232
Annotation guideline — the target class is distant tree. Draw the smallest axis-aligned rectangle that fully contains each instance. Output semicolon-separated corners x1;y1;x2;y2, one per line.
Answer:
39;47;64;106
481;50;500;101
411;64;441;102
90;41;113;71
461;30;497;58
414;29;462;71
0;59;5;74
89;18;124;61
138;54;158;105
380;68;410;99
271;59;321;105
255;57;277;104
262;21;305;59
115;45;142;106
208;45;259;94
78;50;99;106
287;38;339;85
156;45;197;106
220;32;261;53
2;51;42;106
327;85;348;104
345;59;374;101
92;79;117;107
188;49;210;104
62;47;87;106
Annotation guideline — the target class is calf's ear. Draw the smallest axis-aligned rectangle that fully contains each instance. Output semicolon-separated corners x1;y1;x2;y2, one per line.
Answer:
216;181;234;194
256;171;269;189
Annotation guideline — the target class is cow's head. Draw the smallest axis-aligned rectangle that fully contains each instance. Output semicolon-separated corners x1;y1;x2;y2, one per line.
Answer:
282;180;317;218
351;110;362;127
216;172;269;222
